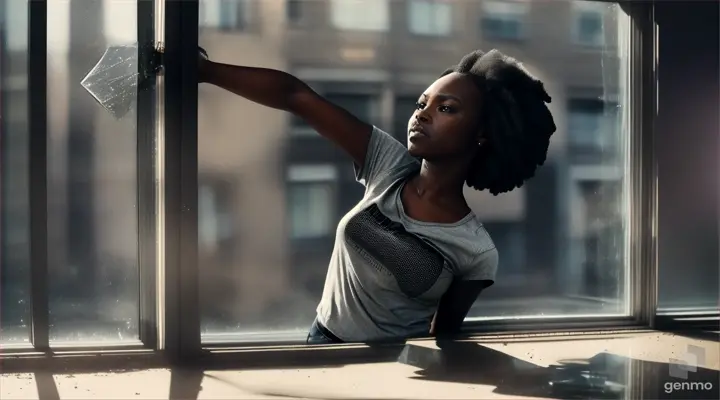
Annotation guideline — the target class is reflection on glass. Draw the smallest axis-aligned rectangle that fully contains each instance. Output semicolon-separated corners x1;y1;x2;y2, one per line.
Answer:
46;0;139;342
199;0;627;338
0;0;31;343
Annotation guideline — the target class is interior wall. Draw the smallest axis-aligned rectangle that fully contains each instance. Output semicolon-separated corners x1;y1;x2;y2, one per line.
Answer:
655;1;720;310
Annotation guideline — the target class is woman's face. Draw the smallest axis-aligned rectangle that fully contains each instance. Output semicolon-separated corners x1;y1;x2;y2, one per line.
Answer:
407;72;484;161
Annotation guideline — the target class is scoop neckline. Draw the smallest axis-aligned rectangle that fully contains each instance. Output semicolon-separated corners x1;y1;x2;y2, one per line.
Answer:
395;179;476;228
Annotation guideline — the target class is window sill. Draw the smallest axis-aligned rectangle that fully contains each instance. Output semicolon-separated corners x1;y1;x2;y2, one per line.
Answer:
0;318;651;373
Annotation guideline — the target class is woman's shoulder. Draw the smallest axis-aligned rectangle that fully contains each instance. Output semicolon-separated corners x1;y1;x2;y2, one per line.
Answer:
356;126;419;192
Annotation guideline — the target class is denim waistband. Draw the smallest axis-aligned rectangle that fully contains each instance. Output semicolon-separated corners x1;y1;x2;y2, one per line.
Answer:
315;319;342;342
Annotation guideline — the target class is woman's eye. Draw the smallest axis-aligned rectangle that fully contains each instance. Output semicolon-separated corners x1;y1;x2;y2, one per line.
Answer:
415;102;425;110
438;105;453;113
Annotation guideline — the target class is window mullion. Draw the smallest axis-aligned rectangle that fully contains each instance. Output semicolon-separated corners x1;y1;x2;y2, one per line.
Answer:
28;0;49;352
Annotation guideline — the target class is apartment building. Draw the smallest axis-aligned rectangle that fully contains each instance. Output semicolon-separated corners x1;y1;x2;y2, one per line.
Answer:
196;0;623;330
0;0;624;336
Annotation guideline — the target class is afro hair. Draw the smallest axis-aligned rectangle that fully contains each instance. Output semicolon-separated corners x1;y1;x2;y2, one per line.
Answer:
442;49;556;195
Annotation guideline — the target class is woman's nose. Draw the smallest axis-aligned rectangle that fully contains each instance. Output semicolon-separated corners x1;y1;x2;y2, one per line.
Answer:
416;108;431;123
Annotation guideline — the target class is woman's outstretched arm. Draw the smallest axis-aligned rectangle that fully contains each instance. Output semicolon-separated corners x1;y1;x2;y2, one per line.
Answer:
199;58;372;167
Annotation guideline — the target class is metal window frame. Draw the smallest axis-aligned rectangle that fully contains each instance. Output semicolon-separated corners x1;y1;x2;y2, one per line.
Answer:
27;0;49;352
1;0;162;355
1;0;664;370
623;0;658;327
162;0;201;362
137;0;160;349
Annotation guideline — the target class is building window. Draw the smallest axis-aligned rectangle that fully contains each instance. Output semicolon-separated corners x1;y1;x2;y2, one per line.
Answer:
407;0;452;36
199;179;236;262
287;165;338;239
292;93;375;135
286;0;302;24
572;3;605;47
330;0;389;31
199;0;249;31
568;99;618;151
480;0;529;41
573;179;624;298
4;0;28;51
394;96;418;143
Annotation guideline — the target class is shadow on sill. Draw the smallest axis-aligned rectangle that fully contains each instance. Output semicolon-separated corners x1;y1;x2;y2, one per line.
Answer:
5;331;720;400
25;341;718;400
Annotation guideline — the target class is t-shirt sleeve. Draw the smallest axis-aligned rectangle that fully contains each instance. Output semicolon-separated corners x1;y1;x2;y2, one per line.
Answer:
462;247;499;283
354;126;417;189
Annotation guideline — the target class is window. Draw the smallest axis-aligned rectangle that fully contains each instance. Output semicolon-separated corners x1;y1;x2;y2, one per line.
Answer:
569;176;624;301
0;0;660;358
3;0;28;52
568;98;618;151
408;0;452;36
197;0;634;337
287;165;338;239
293;92;375;134
394;96;418;143
330;0;389;31
200;0;249;31
2;0;145;343
287;0;302;24
572;2;605;47
328;93;373;122
199;179;236;262
481;0;529;41
1;2;30;344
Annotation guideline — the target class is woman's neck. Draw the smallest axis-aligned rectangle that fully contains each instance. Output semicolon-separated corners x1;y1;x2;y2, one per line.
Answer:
414;159;469;202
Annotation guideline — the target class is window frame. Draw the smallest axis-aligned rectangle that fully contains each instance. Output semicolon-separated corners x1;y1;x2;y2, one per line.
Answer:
27;0;50;352
0;0;665;370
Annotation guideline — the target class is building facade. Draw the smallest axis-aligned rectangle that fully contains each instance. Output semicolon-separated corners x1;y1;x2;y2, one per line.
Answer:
197;0;624;332
0;0;625;339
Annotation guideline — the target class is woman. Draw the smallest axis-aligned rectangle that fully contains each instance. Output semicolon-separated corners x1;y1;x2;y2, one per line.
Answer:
198;48;556;344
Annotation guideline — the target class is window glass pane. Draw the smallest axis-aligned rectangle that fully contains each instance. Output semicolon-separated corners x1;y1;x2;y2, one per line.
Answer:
286;0;302;23
481;0;528;40
572;2;606;46
408;1;452;36
198;0;628;340
289;184;334;238
326;94;372;122
1;0;31;344
394;96;418;142
287;165;338;240
46;0;139;342
330;0;388;31
568;98;618;151
200;0;248;31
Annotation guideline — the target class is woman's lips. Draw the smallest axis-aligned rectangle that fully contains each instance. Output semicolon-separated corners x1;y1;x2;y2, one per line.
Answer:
409;125;427;136
409;130;427;141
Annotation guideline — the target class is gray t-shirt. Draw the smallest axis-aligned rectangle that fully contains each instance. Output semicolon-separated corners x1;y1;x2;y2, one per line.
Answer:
316;126;499;342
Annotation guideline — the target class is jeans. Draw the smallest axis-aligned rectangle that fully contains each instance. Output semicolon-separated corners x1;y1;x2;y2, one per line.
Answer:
306;318;343;345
